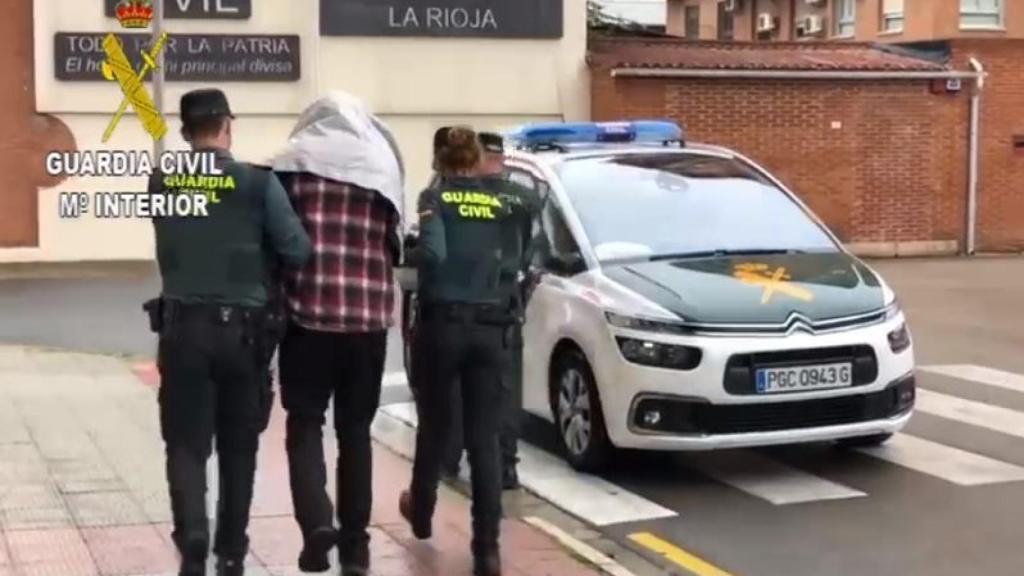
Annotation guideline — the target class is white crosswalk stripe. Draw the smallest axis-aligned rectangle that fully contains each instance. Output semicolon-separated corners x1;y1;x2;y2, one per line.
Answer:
373;402;677;526
920;364;1024;395
856;433;1024;485
915;388;1024;440
372;365;1024;515
683;450;866;504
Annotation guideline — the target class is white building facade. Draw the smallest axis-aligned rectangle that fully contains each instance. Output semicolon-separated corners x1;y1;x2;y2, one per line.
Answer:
4;0;589;262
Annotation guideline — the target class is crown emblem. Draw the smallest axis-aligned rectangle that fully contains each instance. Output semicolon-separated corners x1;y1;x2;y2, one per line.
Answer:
115;0;154;29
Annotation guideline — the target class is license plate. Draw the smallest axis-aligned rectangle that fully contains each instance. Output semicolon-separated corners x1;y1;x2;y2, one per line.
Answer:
755;363;853;394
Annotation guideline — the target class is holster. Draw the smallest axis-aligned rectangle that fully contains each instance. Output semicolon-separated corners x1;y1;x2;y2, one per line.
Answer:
143;298;164;333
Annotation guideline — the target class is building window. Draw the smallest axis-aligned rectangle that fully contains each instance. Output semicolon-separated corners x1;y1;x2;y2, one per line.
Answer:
881;0;904;32
685;5;700;39
717;1;735;40
960;0;1002;28
834;0;855;37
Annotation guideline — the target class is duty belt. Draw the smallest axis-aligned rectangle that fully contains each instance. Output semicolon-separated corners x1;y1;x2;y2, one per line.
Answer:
421;301;515;326
163;300;264;326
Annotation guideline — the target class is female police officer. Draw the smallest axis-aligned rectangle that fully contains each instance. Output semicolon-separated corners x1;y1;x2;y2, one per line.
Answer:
399;126;524;576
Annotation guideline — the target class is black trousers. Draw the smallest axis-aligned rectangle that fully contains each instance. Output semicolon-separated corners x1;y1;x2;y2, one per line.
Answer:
157;312;269;560
442;324;523;474
410;312;506;553
278;323;386;555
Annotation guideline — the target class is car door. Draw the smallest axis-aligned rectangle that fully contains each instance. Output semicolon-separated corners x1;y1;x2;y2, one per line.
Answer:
506;166;590;420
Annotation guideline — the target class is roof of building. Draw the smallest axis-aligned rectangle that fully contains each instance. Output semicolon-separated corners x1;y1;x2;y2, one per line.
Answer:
588;37;951;72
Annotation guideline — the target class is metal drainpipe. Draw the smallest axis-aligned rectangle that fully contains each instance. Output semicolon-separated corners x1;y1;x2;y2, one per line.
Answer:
967;57;985;256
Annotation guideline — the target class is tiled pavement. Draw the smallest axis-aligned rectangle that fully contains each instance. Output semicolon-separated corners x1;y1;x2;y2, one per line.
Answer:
0;346;604;576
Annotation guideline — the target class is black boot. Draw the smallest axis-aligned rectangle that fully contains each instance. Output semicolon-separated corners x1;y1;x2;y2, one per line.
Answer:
501;465;519;491
177;533;208;576
215;556;244;576
473;548;502;576
340;540;370;576
399;490;432;540
297;526;337;573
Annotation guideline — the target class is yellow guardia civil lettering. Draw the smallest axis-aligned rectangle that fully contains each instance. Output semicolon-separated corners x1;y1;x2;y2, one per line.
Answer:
164;175;237;204
733;262;814;304
441;190;502;220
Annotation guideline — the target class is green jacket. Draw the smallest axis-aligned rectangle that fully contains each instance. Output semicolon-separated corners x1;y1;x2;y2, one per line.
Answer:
150;148;312;307
483;175;543;303
416;175;523;306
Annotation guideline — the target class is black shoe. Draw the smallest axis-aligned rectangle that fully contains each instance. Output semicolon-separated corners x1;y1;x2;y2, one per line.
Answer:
178;533;208;576
399;490;431;540
340;541;370;576
215;556;244;576
473;549;502;576
297;526;338;573
501;466;520;491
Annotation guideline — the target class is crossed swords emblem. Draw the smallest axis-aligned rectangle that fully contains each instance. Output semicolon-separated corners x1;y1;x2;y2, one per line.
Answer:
733;263;815;304
100;32;170;143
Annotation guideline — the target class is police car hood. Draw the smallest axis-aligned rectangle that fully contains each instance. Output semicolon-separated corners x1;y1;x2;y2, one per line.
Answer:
602;252;886;325
270;91;406;225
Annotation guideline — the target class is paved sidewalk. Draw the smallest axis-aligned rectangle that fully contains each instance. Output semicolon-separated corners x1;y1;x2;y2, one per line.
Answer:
0;346;604;576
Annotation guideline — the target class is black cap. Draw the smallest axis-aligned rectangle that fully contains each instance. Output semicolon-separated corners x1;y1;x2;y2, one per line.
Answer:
479;132;504;154
432;126;452;154
180;89;235;124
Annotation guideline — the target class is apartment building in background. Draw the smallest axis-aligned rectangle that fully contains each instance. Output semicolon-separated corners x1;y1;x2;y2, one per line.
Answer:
666;0;1018;43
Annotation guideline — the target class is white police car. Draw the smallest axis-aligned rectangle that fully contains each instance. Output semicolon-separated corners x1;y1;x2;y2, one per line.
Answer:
406;120;916;472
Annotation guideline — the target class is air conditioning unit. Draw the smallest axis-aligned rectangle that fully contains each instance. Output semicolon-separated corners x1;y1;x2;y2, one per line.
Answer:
803;15;825;34
721;0;741;12
757;12;776;32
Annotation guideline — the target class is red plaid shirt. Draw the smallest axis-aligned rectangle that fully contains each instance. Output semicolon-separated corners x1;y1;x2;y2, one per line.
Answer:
281;173;398;333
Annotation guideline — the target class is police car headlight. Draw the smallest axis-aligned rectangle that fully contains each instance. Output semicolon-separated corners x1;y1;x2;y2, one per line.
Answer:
604;311;691;335
881;300;911;353
882;299;902;321
616;337;702;370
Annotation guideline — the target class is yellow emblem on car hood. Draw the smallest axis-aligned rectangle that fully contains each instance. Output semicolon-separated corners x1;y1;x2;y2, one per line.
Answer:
733;262;814;304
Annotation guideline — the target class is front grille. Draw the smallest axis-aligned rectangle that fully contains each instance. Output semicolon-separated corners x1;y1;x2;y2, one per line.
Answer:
631;375;914;435
724;345;878;395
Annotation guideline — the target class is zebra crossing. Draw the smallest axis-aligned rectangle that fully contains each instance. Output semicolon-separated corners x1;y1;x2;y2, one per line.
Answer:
371;363;1024;527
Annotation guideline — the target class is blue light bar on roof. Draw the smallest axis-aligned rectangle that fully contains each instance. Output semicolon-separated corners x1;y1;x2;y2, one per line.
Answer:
507;120;685;148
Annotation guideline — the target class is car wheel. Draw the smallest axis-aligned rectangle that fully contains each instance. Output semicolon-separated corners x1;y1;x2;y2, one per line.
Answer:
835;433;893;449
551;349;612;472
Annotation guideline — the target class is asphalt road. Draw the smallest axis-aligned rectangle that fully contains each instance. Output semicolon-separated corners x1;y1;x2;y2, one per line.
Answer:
517;256;1024;576
0;262;405;369
4;257;1024;576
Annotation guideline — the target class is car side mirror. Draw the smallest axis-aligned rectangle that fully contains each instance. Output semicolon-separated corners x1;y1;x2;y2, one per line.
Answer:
544;253;586;276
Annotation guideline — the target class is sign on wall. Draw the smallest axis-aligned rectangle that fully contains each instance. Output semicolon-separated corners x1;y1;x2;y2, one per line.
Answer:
320;0;564;38
55;33;301;82
104;0;252;20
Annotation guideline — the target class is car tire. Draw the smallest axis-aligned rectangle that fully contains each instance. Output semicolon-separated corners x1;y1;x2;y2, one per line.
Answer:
551;348;613;472
835;433;893;448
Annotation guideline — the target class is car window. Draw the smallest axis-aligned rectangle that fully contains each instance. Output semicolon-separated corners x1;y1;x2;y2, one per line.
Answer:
542;201;582;265
554;153;839;263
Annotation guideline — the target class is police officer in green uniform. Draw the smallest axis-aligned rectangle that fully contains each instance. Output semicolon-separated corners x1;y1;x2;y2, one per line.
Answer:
146;89;312;576
437;132;542;489
478;131;542;490
399;126;527;576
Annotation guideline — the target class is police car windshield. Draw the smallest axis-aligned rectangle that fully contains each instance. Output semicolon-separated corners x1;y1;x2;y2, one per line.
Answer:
554;153;839;264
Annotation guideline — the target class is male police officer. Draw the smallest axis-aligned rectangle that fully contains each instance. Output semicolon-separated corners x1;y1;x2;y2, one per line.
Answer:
148;89;312;576
478;132;542;490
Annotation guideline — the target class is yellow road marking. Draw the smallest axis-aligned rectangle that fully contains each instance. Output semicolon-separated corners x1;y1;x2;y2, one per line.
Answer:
629;532;736;576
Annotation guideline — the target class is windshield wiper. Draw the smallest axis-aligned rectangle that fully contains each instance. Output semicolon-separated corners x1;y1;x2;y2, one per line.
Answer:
648;248;805;261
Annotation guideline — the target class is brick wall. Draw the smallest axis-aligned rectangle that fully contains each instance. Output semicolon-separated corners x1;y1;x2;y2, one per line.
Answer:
592;65;971;250
0;0;75;247
951;40;1024;251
